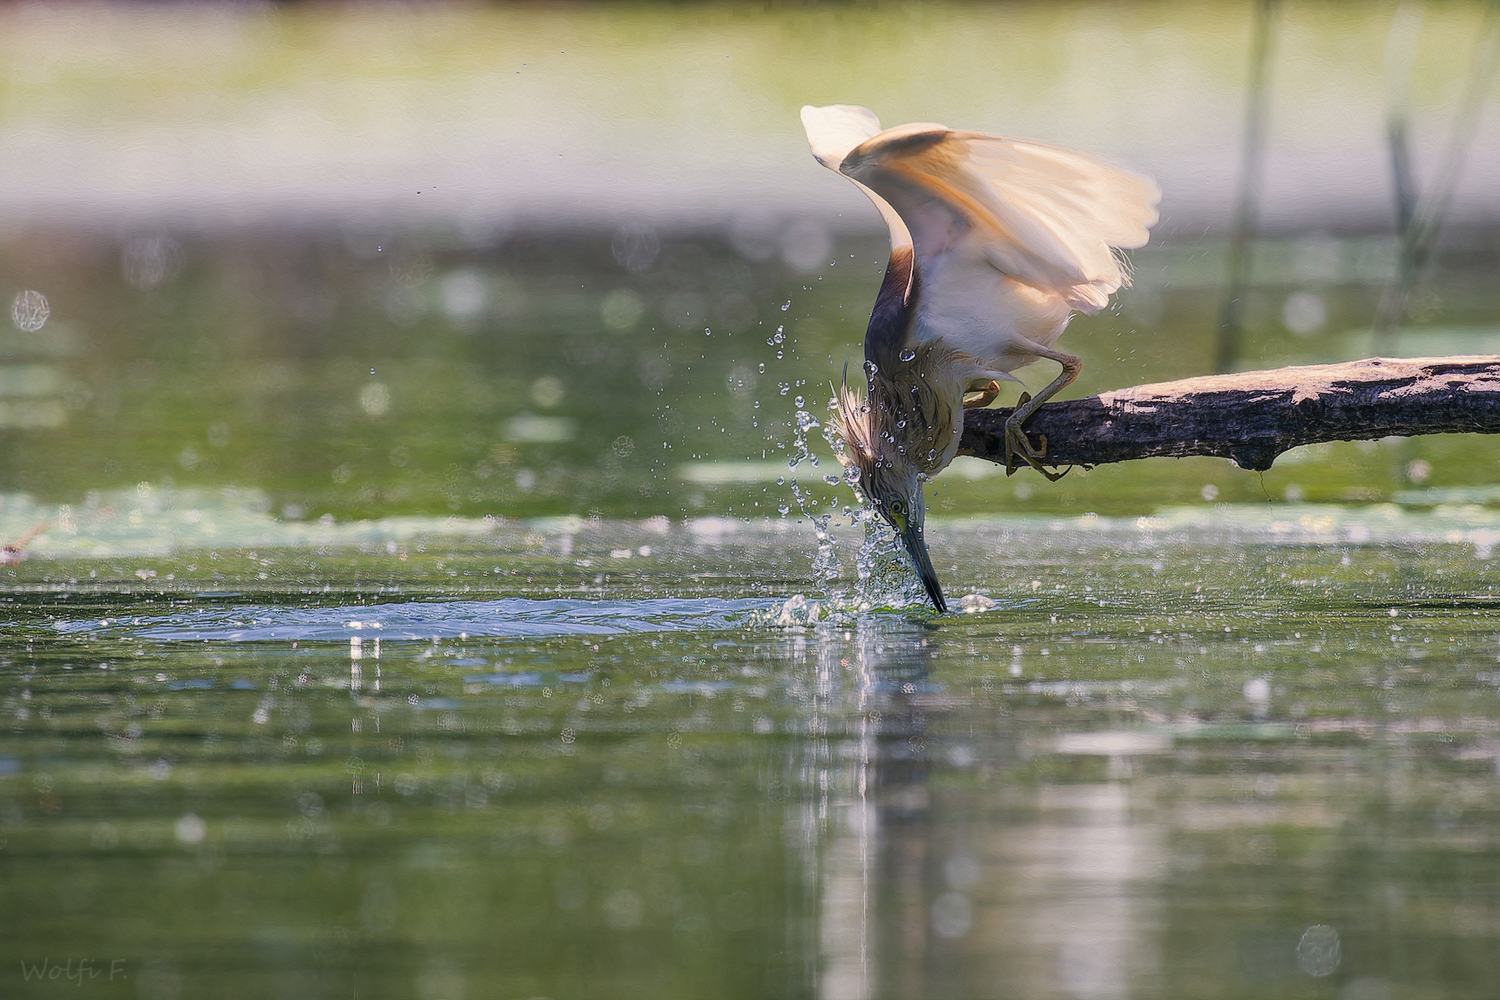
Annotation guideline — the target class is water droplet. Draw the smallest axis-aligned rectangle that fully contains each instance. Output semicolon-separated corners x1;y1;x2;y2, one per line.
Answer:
794;395;805;407
758;362;766;373
1297;925;1341;977
776;476;785;486
898;348;916;362
781;300;791;311
10;290;49;332
897;419;906;429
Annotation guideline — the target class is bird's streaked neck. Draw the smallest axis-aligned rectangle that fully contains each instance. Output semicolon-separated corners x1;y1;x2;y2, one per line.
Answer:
864;244;916;373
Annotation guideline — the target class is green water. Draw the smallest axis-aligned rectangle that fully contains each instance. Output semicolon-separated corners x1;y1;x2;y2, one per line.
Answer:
2;226;1499;527
4;0;1500;992
1;213;1499;999
4;504;1500;998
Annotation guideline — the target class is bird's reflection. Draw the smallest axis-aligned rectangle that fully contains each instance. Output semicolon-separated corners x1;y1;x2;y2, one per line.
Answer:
791;620;1163;1000
792;619;934;1000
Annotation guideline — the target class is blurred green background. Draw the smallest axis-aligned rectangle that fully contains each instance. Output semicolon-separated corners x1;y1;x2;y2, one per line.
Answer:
0;1;1494;530
0;0;1497;528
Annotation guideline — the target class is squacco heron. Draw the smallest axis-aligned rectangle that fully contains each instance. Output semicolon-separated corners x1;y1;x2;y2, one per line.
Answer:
801;104;1159;612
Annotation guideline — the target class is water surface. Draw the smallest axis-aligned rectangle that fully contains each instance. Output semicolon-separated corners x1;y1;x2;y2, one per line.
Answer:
3;30;1499;991
5;507;1500;998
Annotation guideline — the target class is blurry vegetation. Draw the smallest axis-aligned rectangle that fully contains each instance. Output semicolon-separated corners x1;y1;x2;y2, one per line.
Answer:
0;224;1497;524
1;1;1498;523
0;2;1492;150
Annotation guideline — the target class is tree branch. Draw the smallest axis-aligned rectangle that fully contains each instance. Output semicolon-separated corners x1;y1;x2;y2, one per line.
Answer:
959;356;1500;472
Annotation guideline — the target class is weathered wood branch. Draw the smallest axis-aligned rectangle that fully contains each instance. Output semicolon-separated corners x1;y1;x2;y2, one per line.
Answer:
959;356;1500;472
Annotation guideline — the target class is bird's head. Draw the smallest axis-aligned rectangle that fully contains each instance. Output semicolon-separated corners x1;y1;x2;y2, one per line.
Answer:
833;377;948;614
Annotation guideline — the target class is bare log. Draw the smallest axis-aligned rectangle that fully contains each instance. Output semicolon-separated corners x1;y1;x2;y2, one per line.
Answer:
959;356;1500;473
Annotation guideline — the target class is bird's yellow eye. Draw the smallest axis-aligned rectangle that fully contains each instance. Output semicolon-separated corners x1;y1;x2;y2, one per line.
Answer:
888;499;906;515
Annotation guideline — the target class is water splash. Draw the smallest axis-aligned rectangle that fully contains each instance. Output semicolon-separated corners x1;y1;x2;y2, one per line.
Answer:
850;517;930;613
767;407;935;625
786;408;840;594
772;593;825;626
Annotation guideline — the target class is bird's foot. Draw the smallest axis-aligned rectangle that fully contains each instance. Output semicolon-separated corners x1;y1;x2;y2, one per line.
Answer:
1003;416;1066;482
962;380;1002;409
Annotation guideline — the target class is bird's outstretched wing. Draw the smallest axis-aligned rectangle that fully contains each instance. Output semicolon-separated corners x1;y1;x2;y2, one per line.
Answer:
800;105;916;258
800;105;1159;313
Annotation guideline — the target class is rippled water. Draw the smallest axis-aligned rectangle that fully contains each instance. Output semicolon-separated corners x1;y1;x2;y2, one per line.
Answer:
5;501;1500;999
6;9;1500;992
55;598;774;643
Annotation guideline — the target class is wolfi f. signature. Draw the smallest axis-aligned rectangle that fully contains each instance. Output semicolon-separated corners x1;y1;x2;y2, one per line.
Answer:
20;958;126;983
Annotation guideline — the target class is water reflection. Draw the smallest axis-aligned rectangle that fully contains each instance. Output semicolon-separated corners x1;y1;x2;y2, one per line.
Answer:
806;622;934;1000
807;621;1166;1000
5;517;1500;996
1001;783;1162;1000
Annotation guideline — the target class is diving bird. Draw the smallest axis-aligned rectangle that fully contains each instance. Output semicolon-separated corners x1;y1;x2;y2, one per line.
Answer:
801;104;1159;613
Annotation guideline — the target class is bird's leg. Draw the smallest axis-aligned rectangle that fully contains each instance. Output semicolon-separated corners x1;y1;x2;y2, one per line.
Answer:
962;380;1002;409
1004;348;1080;481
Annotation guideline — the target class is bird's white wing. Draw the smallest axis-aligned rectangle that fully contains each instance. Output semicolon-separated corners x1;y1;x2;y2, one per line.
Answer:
837;122;1160;312
800;105;914;255
800;104;883;170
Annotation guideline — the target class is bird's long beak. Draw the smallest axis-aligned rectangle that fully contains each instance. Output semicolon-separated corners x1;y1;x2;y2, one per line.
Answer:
897;518;947;614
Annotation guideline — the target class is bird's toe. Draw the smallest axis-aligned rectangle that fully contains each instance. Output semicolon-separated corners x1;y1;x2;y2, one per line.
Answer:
1003;419;1066;481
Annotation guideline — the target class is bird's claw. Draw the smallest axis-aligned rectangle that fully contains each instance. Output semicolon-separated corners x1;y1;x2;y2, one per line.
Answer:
1003;418;1067;482
962;380;1002;409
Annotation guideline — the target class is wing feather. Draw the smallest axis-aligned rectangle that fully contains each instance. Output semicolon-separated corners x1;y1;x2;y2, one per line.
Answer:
799;104;883;170
800;105;914;254
840;124;1160;312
